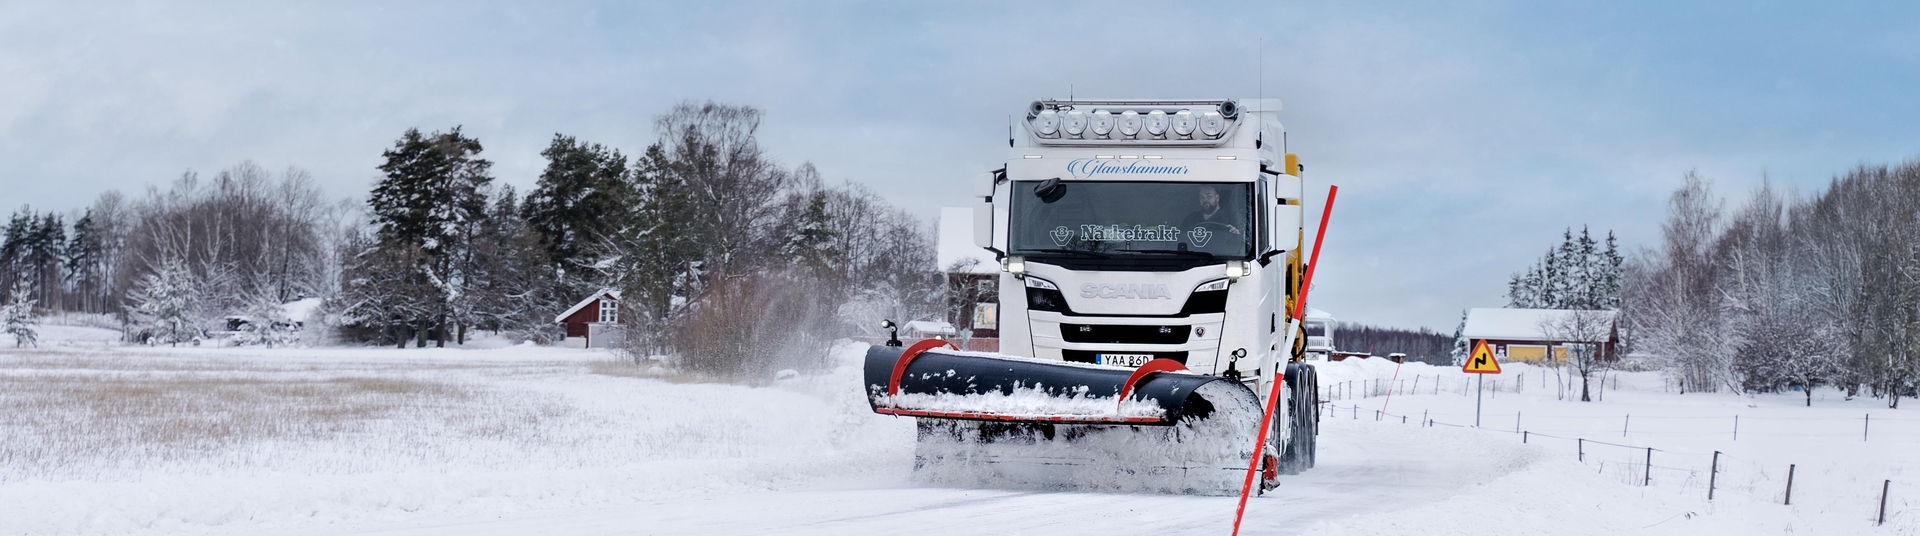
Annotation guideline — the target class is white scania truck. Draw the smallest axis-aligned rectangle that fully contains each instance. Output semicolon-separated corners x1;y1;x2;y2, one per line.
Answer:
862;98;1319;493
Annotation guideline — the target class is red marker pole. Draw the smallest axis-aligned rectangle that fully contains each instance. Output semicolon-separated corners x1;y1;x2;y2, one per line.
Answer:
1232;185;1336;536
1380;357;1403;416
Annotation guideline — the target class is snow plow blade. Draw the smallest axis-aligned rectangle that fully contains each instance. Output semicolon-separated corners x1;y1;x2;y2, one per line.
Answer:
863;341;1256;425
863;341;1267;494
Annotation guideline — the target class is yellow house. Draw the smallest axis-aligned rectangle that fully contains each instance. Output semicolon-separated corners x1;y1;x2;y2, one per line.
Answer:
1460;308;1619;363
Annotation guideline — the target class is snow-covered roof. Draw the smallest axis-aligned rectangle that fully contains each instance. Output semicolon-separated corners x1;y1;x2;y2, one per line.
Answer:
1305;307;1333;321
1462;308;1617;343
937;207;998;274
554;289;621;324
904;320;957;336
282;298;322;324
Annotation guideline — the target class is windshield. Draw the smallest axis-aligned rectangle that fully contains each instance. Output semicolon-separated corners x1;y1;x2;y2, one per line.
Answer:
1010;180;1254;260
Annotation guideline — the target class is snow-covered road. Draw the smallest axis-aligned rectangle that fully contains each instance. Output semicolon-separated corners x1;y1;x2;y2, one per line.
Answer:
335;418;1525;536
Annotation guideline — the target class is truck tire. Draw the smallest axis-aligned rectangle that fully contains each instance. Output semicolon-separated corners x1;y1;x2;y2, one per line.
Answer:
1278;363;1310;475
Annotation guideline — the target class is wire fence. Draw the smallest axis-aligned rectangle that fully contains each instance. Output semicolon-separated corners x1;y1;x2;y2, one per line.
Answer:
1320;402;1909;527
1323;375;1920;442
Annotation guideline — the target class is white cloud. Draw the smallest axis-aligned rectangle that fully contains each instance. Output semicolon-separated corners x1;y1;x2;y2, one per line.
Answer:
2;1;1917;333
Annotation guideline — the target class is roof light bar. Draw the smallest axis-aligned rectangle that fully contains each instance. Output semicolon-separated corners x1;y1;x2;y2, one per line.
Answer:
1023;99;1241;146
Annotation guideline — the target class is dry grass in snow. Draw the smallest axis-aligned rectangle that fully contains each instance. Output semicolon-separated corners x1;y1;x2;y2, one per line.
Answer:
0;343;912;535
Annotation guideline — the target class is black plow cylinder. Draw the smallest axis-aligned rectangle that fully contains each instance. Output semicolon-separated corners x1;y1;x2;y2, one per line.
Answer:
863;343;1257;426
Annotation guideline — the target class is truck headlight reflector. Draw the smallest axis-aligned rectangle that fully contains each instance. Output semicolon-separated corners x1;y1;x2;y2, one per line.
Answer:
1089;110;1114;137
1195;279;1229;292
1024;276;1059;290
1172;110;1196;137
1200;112;1226;138
1063;110;1088;137
1144;110;1169;137
1034;111;1060;137
1118;111;1142;137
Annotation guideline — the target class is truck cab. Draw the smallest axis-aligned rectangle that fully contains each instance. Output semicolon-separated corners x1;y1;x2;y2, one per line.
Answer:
972;99;1308;395
1303;308;1335;362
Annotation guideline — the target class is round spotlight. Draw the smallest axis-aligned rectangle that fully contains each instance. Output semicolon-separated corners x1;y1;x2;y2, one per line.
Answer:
1063;110;1088;137
1199;111;1226;138
1118;110;1142;138
1033;110;1060;137
1090;110;1114;137
1172;110;1196;137
1027;101;1047;118
1144;110;1169;137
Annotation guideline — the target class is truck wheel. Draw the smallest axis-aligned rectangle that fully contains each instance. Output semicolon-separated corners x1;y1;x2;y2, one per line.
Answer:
1302;365;1319;468
1278;364;1308;475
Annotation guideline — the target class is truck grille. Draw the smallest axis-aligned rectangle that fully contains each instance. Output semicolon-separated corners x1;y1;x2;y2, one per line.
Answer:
1059;323;1190;345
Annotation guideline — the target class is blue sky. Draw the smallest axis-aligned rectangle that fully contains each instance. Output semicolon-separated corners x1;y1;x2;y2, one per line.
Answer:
4;1;1918;331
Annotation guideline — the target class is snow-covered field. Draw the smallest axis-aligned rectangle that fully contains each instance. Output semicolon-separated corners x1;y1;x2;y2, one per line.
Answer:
1;335;1914;535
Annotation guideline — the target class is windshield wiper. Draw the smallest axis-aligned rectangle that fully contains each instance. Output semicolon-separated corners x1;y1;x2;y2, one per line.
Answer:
1021;248;1111;259
1119;248;1220;258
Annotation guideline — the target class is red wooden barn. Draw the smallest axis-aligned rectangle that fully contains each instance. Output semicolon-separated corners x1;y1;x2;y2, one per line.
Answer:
555;289;621;348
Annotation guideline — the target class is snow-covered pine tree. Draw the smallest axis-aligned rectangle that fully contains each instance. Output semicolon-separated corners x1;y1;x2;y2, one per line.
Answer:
1539;246;1561;308
3;275;37;347
781;189;840;274
0;210;25;304
65;210;104;312
27;213;65;309
1550;228;1578;308
523;134;634;276
128;257;197;346
367;127;493;347
1574;226;1599;309
1450;309;1470;364
1600;231;1623;309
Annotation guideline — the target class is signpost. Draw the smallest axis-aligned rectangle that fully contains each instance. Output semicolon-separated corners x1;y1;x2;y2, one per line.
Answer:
1463;340;1502;427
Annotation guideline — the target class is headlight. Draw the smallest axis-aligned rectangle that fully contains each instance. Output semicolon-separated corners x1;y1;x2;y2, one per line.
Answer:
1034;111;1059;137
1063;110;1088;137
1024;276;1059;290
1144;110;1169;137
1200;112;1226;138
1172;110;1196;137
1089;110;1114;137
1195;279;1229;292
1118;110;1142;138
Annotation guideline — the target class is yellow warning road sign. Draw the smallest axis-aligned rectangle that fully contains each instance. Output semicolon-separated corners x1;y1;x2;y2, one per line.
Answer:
1463;340;1501;374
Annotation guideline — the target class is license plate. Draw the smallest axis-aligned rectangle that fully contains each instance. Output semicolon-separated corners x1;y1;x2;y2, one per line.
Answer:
1097;353;1154;367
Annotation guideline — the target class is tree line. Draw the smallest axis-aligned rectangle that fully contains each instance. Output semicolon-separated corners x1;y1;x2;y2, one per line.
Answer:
3;101;944;378
1626;166;1920;408
1334;322;1453;365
